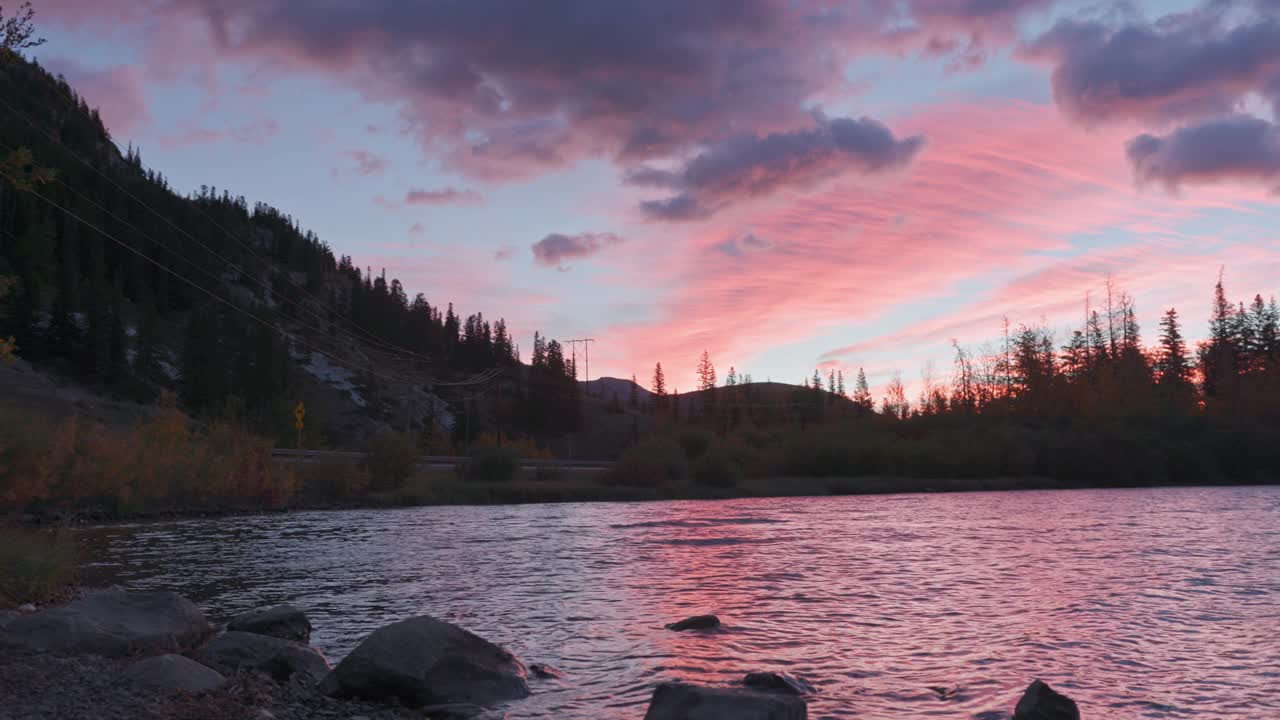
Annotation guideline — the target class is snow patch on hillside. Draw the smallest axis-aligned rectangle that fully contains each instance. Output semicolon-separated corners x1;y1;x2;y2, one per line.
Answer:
302;351;367;407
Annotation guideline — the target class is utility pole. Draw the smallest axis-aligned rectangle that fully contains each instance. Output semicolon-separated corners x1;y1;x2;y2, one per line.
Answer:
566;338;595;394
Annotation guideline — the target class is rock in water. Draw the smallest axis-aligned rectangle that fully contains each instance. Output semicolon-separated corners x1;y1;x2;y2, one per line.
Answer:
1013;680;1081;720
743;671;816;695
0;591;212;658
665;615;721;632
198;631;331;683
644;682;807;720
227;604;312;643
529;663;564;679
320;615;529;707
124;654;226;694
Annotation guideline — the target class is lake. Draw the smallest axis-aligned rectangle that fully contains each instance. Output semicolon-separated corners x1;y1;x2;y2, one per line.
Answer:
78;486;1280;719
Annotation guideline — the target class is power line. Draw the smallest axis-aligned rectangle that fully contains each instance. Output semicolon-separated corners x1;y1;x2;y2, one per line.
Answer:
565;338;595;392
0;94;430;363
0;170;433;388
0;140;418;370
0;99;511;395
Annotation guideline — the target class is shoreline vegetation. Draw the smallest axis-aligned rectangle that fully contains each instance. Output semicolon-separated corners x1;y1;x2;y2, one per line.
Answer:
3;401;1278;528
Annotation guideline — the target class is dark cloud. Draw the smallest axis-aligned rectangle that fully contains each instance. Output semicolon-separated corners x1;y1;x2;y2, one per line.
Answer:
56;0;1054;183
404;187;484;206
713;233;774;258
1127;115;1280;192
1024;5;1280;124
634;115;924;221
531;232;623;268
1266;71;1280;117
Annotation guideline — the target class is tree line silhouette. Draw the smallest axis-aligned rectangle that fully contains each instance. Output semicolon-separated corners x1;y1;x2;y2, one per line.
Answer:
0;54;582;447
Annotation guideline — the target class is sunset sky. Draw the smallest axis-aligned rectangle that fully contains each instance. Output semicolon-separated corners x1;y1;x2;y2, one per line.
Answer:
27;0;1280;394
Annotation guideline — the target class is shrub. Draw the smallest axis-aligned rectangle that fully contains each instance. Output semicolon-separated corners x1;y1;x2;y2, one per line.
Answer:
605;438;687;487
693;448;742;488
465;446;521;483
0;406;297;514
0;527;76;605
676;429;715;460
364;429;417;492
298;461;369;502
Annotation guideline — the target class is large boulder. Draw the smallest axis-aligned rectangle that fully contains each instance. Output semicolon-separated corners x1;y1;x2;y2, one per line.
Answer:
0;591;212;658
197;631;330;683
665;615;720;632
319;615;529;707
124;653;227;694
1013;680;1081;720
226;604;312;643
644;683;807;720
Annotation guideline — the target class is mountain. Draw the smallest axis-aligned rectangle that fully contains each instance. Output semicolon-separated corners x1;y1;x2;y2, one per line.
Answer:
581;376;652;402
0;55;579;449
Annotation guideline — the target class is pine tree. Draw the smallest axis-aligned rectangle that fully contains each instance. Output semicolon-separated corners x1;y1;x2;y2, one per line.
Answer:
1156;308;1191;390
531;331;546;367
1201;275;1241;405
827;369;836;395
812;368;822;392
726;367;737;386
181;305;223;410
1087;310;1108;366
629;373;639;407
836;370;845;397
82;239;112;382
696;350;716;391
106;270;129;386
652;362;667;398
853;368;873;411
1060;330;1088;380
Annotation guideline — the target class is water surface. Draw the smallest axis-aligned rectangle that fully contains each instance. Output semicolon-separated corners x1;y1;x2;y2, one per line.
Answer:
79;487;1280;718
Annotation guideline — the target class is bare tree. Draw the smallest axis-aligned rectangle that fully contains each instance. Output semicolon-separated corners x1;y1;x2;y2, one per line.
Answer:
1;2;45;55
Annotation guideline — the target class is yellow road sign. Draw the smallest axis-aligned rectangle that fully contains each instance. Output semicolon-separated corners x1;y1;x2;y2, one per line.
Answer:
295;402;305;422
295;418;304;431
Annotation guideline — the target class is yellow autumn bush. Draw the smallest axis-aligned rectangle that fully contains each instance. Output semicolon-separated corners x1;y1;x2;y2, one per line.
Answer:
0;403;296;514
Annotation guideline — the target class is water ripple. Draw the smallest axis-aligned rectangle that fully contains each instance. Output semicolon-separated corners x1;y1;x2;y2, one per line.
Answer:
77;486;1280;719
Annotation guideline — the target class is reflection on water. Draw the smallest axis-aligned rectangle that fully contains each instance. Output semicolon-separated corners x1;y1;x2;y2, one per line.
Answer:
79;487;1280;719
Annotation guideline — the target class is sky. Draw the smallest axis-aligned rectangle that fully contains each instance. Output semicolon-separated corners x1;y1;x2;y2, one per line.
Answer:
23;0;1280;396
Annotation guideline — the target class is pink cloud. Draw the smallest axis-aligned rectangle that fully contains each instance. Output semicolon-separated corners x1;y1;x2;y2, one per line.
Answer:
153;118;277;149
404;187;483;206
155;127;225;148
590;101;1273;389
334;149;388;178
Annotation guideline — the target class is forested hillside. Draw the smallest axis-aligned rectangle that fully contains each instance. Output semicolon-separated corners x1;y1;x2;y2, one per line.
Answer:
0;54;581;448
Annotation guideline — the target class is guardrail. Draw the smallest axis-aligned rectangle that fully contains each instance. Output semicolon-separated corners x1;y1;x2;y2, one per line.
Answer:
270;448;613;469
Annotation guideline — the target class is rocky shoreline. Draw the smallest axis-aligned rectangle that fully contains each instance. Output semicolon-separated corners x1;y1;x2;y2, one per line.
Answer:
0;591;1082;719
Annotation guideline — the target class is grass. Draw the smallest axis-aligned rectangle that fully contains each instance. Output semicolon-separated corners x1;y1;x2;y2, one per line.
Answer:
0;526;77;606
